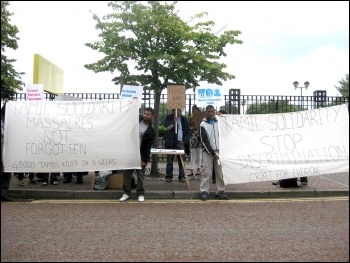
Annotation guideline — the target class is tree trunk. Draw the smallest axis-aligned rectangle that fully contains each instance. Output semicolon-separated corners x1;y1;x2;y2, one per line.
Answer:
150;89;162;176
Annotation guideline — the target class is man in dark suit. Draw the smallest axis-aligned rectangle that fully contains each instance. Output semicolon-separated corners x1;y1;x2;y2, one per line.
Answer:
163;109;191;183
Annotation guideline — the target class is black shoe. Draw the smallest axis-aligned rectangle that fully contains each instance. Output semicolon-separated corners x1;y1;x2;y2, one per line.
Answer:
63;178;72;184
179;177;186;183
201;191;208;201
165;177;172;182
1;196;13;202
212;180;216;184
215;191;229;200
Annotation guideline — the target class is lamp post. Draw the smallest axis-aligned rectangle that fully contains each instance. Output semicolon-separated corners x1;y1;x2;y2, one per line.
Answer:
240;99;246;114
293;81;310;109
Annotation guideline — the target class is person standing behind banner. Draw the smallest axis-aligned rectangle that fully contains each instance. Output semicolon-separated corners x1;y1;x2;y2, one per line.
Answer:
188;105;202;180
63;172;85;184
1;100;12;202
199;105;228;201
164;109;191;183
15;172;37;186
40;172;59;186
119;107;156;202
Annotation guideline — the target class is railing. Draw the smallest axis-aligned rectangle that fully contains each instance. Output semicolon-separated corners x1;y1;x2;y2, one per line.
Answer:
2;89;348;118
2;90;347;163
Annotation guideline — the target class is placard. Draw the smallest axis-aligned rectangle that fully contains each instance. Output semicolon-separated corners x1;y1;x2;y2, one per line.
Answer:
26;84;44;101
167;85;186;109
196;87;223;107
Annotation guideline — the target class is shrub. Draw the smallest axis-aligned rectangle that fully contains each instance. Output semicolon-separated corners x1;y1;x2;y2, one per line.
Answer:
158;125;167;137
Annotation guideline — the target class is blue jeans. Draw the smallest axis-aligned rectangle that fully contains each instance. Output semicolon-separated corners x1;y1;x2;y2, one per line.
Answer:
166;142;185;180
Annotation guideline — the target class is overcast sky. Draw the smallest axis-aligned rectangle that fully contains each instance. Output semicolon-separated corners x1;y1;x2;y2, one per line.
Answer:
5;1;349;97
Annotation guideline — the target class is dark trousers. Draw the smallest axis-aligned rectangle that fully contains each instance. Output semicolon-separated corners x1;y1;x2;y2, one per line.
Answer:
1;172;12;198
40;173;59;183
64;172;86;181
15;172;35;181
165;142;185;179
123;169;144;196
300;177;308;182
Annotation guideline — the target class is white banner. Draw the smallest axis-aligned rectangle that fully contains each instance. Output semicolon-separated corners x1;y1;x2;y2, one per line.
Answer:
219;104;349;185
3;99;141;173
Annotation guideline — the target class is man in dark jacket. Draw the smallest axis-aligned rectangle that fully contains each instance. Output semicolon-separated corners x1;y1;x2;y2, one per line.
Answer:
119;107;156;202
1;100;12;202
164;109;191;182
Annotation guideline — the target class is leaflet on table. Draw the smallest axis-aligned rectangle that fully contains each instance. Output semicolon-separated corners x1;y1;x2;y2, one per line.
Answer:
151;148;185;154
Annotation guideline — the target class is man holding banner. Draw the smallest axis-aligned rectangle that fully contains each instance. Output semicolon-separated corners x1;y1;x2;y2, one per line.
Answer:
119;107;156;202
1;101;13;202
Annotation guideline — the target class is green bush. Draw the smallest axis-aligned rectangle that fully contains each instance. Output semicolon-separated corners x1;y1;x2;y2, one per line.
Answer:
158;125;167;137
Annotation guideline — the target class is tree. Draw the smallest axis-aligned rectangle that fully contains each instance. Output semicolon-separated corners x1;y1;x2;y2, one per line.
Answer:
334;74;349;97
84;1;242;175
246;100;300;114
1;1;24;99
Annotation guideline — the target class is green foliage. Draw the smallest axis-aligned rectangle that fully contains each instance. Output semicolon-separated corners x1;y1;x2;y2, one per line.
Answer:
158;102;170;125
85;1;242;91
246;100;300;114
158;125;167;137
84;1;242;174
1;1;24;98
335;74;349;97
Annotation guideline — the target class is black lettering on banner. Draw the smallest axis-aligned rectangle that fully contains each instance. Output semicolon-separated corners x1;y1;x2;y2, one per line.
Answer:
12;161;35;170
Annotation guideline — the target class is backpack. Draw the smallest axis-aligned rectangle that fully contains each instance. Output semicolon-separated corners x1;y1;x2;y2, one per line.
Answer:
279;178;299;188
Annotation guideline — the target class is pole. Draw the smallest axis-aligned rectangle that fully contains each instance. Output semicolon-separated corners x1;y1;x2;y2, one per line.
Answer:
175;108;178;134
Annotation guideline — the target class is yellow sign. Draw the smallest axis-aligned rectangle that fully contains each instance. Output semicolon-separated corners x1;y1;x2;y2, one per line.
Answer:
33;54;64;94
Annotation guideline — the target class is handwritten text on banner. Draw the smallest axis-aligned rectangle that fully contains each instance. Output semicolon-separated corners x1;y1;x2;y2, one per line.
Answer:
3;100;141;172
218;104;349;185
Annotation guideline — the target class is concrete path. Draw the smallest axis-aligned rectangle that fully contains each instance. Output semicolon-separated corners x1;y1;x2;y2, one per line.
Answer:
7;163;349;200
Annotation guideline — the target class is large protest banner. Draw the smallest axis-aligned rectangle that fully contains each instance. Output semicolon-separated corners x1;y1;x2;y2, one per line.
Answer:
218;104;349;185
3;99;141;173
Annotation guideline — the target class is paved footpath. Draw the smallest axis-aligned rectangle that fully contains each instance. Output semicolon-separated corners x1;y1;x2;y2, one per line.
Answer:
7;162;349;200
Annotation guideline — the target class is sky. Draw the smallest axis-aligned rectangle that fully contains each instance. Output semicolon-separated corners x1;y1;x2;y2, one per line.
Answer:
5;1;349;97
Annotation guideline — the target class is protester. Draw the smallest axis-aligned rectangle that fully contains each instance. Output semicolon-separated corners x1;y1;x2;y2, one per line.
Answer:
1;100;12;202
40;172;59;186
212;109;228;184
199;105;228;201
188;105;202;180
15;172;37;186
63;172;85;184
163;108;191;182
119;107;156;202
300;177;308;185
